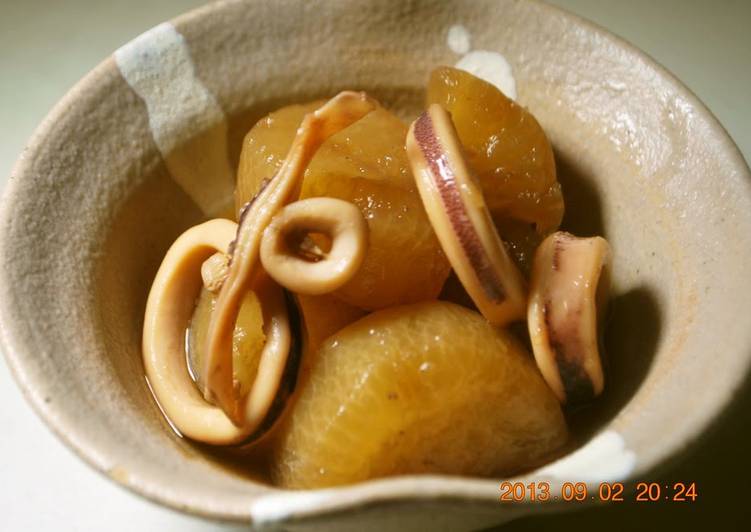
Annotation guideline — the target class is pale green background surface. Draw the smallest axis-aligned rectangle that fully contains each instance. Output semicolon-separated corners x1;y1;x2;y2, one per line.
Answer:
0;1;748;530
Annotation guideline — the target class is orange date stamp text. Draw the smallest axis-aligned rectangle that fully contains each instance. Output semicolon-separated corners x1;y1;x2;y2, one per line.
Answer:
498;481;698;503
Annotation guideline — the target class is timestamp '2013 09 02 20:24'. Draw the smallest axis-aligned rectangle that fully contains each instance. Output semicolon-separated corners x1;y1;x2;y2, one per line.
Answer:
498;481;698;503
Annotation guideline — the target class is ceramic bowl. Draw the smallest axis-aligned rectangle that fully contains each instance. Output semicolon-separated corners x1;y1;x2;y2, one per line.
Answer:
2;0;750;529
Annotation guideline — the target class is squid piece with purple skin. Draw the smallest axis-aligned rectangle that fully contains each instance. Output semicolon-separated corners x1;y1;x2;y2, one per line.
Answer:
202;92;377;426
143;92;377;445
528;231;611;405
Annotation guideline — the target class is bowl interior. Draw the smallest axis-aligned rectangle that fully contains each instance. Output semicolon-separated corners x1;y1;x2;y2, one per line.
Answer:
2;0;751;525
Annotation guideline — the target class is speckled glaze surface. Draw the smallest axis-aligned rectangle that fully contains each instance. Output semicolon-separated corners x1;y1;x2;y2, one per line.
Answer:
1;0;750;529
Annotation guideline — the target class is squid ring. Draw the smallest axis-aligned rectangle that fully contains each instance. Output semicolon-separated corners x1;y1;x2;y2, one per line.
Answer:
260;197;368;295
142;219;291;445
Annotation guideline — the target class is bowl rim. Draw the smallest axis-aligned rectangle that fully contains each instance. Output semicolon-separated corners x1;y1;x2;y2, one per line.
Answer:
1;0;750;524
